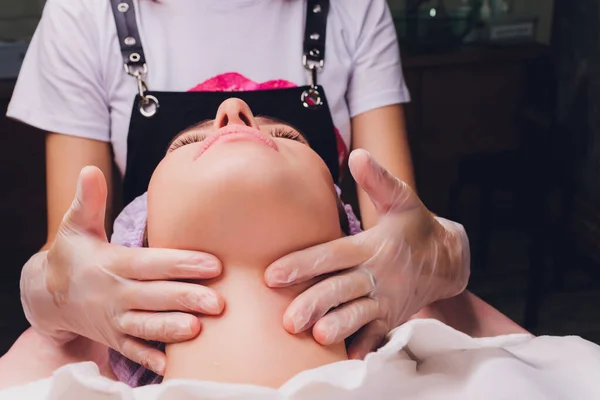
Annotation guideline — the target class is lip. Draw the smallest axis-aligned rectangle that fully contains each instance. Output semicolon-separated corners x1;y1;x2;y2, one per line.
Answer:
193;125;279;160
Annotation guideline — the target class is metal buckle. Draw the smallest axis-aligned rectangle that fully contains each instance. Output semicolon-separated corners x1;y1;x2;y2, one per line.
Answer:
124;63;147;77
301;87;323;108
124;63;149;98
302;54;324;71
124;63;158;117
302;55;323;88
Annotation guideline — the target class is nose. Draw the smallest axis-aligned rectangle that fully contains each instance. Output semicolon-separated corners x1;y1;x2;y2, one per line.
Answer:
214;98;259;129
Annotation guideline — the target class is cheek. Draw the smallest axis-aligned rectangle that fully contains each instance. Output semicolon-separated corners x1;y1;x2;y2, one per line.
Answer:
280;143;336;191
149;153;190;196
278;142;341;227
147;152;199;245
146;141;342;254
149;143;207;187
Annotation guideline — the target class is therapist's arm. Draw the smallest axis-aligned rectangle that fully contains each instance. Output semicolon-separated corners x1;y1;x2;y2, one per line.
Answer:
351;105;526;337
351;104;415;229
46;133;115;244
351;104;480;333
0;328;116;389
0;134;116;389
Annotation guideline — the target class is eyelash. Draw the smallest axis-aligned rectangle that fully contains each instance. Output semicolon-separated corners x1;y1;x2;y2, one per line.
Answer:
169;131;207;151
169;127;304;152
270;127;304;143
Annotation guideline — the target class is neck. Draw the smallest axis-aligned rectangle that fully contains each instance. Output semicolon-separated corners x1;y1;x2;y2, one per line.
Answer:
151;176;348;386
163;259;348;387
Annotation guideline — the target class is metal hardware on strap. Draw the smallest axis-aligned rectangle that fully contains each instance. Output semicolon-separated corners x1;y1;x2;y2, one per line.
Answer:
110;0;147;69
139;94;159;118
301;87;323;108
129;66;158;117
131;68;147;97
109;0;158;116
303;0;329;87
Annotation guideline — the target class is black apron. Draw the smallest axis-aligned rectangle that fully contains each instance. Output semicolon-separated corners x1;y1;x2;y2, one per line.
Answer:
109;0;340;205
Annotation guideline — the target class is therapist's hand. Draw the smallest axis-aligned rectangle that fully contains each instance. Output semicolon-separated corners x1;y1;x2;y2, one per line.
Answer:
265;149;470;359
20;166;224;375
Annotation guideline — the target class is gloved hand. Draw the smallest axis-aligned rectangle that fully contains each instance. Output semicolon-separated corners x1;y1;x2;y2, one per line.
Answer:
265;149;470;359
20;166;225;375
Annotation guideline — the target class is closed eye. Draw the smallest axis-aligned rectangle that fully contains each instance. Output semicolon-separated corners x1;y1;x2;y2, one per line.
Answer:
167;124;308;153
270;127;308;145
168;131;208;152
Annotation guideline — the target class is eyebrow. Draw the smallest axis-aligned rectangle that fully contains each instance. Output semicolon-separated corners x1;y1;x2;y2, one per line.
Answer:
168;116;307;148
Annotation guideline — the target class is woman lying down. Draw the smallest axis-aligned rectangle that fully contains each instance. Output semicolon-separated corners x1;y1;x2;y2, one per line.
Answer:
2;99;600;399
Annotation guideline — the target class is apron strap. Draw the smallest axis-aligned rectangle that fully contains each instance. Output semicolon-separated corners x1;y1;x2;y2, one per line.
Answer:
109;0;157;115
303;0;329;86
109;0;147;76
108;0;328;85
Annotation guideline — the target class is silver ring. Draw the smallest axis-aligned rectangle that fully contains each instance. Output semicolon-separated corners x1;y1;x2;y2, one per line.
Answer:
365;269;377;298
139;95;159;118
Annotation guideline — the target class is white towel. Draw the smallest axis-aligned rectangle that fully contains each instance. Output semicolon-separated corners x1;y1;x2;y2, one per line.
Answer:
2;319;598;400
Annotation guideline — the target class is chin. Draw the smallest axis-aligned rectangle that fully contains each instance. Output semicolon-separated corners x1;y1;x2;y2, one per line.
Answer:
148;144;341;258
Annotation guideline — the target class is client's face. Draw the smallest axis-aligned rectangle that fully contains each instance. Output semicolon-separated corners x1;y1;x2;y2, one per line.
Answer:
147;98;342;265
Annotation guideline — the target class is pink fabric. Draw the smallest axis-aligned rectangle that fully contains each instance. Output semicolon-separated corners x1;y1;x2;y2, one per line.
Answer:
188;72;297;92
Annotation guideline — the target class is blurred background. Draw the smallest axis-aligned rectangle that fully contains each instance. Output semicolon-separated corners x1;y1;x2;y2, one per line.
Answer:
1;0;599;355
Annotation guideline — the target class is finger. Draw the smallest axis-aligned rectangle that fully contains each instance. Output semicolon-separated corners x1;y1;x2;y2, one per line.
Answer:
117;311;201;343
62;166;108;239
311;297;379;346
282;268;376;334
348;149;417;215
346;319;389;360
125;281;225;315
119;336;167;375
112;245;222;281
265;234;370;287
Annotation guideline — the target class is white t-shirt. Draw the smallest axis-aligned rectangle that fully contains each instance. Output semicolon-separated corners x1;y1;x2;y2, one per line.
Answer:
7;0;410;176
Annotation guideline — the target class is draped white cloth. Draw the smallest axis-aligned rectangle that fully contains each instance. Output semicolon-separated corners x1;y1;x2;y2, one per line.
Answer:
2;319;599;400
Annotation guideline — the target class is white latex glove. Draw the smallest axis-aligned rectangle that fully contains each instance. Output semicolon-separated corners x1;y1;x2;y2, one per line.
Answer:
265;149;470;359
20;166;225;375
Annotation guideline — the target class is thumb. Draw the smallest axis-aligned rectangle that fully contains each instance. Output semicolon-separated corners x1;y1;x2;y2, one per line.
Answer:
62;166;108;239
348;149;416;215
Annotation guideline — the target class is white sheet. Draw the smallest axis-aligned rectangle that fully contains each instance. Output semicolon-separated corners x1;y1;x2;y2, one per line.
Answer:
2;319;599;400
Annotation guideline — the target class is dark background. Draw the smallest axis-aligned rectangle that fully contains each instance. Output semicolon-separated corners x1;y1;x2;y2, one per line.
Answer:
1;0;599;354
